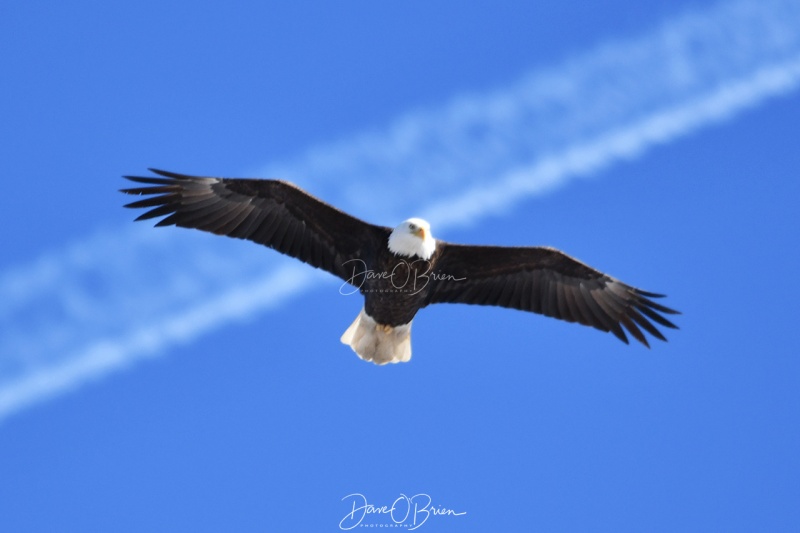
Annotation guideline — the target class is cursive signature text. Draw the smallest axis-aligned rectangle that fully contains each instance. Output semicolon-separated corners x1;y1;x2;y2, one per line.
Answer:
339;259;465;296
339;492;466;530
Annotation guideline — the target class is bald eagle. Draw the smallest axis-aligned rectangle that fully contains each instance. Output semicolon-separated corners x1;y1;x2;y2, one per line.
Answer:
122;169;678;364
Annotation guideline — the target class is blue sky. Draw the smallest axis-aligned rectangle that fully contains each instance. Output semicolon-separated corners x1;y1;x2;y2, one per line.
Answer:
1;0;799;531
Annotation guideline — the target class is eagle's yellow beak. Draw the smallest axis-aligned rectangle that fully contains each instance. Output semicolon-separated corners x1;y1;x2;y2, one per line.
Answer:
414;227;426;240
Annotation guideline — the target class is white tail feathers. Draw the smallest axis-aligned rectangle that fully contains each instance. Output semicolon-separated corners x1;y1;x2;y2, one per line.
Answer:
340;309;412;365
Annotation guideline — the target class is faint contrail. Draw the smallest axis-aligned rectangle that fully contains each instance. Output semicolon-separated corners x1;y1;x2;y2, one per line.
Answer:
0;265;317;419
422;57;800;227
2;0;800;422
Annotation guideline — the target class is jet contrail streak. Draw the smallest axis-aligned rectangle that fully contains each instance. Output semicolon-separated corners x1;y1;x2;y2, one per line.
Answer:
0;265;317;420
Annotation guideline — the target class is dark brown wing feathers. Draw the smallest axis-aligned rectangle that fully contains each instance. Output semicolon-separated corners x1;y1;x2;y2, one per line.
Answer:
426;244;678;347
121;169;389;282
122;169;678;347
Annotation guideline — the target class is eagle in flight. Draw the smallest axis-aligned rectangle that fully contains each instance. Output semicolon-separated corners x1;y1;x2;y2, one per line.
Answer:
122;169;678;365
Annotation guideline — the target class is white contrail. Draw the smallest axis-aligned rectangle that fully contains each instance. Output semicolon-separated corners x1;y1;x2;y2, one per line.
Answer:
2;0;800;422
0;265;317;419
422;57;800;227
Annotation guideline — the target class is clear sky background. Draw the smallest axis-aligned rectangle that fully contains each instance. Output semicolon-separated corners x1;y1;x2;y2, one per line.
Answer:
1;0;799;531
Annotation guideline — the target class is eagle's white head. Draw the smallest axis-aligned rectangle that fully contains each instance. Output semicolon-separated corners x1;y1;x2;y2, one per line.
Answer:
388;217;436;260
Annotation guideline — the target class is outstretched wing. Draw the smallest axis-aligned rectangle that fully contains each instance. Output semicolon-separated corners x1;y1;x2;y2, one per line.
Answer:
121;169;389;283
425;243;679;347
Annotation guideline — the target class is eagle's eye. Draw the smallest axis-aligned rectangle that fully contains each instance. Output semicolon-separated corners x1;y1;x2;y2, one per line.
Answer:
409;224;417;231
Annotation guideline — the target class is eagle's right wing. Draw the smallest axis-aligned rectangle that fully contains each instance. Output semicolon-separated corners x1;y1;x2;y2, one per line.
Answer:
121;169;389;283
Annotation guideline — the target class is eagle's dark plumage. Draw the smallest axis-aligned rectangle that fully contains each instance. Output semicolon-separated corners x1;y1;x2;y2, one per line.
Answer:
122;169;679;364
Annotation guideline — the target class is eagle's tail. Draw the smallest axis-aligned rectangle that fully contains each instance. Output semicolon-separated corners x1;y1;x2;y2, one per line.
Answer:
340;309;412;365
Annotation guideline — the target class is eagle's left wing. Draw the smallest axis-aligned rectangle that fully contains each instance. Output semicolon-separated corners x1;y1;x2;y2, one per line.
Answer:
425;243;679;347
